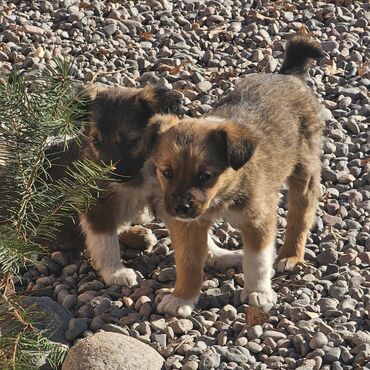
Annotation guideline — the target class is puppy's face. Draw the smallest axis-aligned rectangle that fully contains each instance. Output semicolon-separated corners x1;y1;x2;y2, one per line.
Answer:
82;86;181;182
150;116;255;220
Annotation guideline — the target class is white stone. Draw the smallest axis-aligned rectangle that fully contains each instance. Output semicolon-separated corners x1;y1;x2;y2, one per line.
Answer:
62;332;164;370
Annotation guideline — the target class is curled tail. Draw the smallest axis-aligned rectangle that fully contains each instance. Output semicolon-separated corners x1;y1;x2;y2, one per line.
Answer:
279;35;324;76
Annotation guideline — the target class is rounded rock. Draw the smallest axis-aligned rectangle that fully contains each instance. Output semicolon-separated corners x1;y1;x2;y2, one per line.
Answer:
323;347;341;363
196;81;212;93
62;331;164;370
65;318;88;341
309;332;328;350
170;319;193;335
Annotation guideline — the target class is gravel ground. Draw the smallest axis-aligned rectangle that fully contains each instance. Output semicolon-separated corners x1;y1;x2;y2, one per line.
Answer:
1;0;370;369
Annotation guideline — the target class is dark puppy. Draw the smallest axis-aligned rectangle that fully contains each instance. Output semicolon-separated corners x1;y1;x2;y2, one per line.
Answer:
149;36;324;316
47;84;181;286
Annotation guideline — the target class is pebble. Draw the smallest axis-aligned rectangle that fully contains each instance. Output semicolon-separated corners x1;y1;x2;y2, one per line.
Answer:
90;316;106;331
62;294;77;310
20;24;45;35
220;347;250;364
158;267;176;282
5;1;369;369
338;298;357;312
321;40;339;52
170;319;193;335
352;331;370;346
196;81;212;93
62;264;78;276
323;347;341;363
261;330;287;341
102;323;128;335
247;325;263;340
310;332;328;349
183;361;199;370
247;342;263;353
152;333;167;347
317;249;338;265
65;318;88;341
78;280;104;293
199;352;221;369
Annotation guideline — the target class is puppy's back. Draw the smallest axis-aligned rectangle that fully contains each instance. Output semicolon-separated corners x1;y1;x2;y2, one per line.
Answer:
211;74;322;141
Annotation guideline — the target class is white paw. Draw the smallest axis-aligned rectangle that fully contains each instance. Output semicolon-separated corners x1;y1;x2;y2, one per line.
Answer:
157;294;197;317
101;266;139;287
240;287;277;312
207;249;243;271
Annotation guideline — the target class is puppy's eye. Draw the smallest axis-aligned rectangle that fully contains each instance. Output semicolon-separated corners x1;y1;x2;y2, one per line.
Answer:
197;172;212;184
126;138;139;149
162;168;173;180
91;138;102;149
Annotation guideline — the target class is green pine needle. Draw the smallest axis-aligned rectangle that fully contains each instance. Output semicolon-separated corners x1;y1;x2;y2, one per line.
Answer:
0;58;111;369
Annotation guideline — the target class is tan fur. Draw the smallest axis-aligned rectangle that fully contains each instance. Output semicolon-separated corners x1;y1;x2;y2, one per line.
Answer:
139;84;157;104
152;72;323;315
167;219;210;299
277;164;320;269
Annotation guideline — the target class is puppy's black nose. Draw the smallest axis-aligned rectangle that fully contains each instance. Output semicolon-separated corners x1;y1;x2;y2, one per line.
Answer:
174;198;193;217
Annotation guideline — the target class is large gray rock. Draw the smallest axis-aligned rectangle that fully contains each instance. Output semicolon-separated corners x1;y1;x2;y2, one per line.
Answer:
21;297;72;370
22;297;73;345
62;331;164;370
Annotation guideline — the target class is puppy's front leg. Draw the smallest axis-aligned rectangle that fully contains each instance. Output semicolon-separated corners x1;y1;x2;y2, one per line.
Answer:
80;216;138;287
158;220;210;317
240;215;277;312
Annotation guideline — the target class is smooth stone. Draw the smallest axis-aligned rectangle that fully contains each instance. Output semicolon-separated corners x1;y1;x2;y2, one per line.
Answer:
310;332;328;349
102;24;117;36
170;319;193;335
261;330;287;341
317;249;338;265
323;347;341;363
62;332;164;370
65;318;88;341
247;342;263;353
21;297;72;345
196;81;212;92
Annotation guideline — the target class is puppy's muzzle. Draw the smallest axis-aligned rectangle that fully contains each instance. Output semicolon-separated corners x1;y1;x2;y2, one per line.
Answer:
174;197;194;218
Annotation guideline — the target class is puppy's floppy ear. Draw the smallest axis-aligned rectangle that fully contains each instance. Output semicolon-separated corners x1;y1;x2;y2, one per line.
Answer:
138;85;182;115
209;123;255;171
141;114;180;155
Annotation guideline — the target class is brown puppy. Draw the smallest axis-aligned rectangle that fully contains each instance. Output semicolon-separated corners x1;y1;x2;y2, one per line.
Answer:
46;84;181;286
46;84;242;287
149;36;324;316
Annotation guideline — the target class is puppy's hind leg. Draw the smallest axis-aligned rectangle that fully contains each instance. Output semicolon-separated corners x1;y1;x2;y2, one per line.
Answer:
240;210;277;312
207;234;243;271
80;216;138;287
277;163;320;272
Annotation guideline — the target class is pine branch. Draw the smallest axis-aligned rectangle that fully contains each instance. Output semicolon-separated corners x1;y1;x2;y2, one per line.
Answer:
0;59;107;369
9;62;84;238
0;226;43;276
0;295;68;370
28;158;114;244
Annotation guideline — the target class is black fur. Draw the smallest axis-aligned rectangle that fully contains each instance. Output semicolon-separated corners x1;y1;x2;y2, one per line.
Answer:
224;133;254;171
209;128;255;171
147;86;182;115
279;35;324;76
